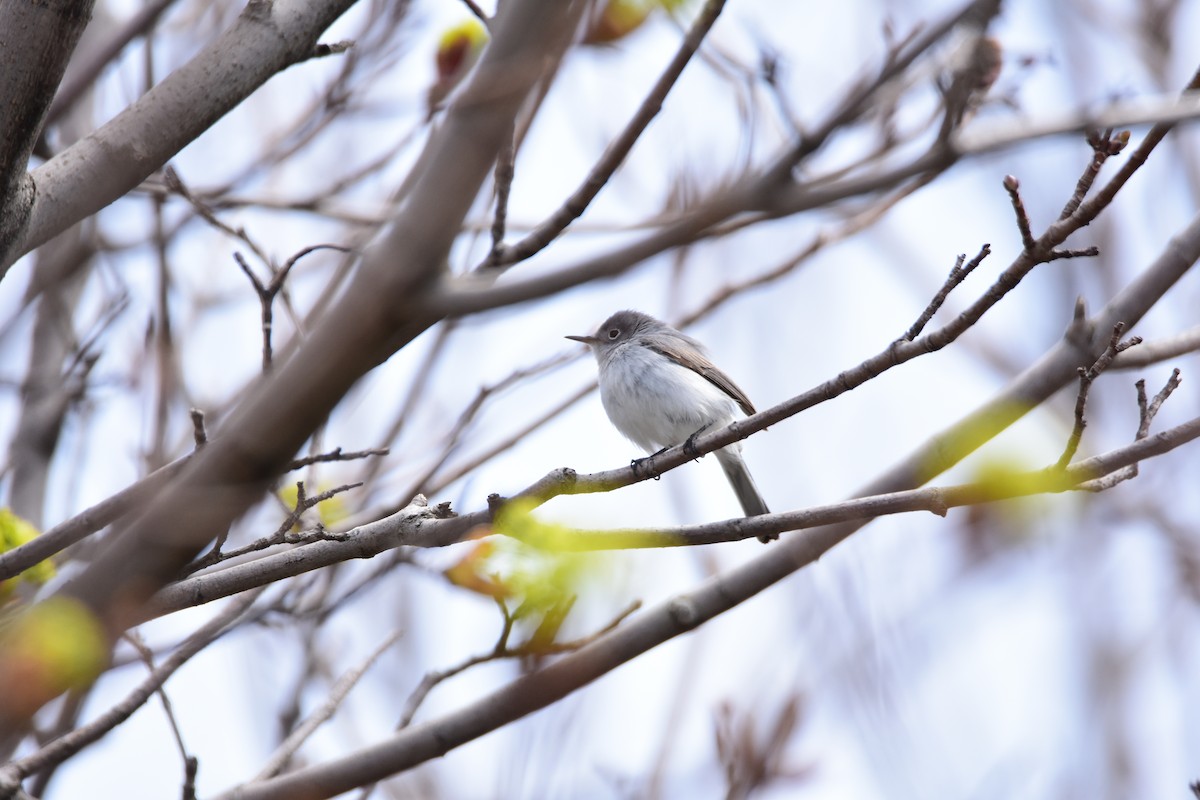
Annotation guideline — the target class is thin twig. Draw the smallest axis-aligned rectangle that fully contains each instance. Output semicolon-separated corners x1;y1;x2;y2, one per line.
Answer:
420;382;593;499
1063;64;1200;230
122;632;195;789
1112;325;1200;369
0;588;263;786
486;125;516;266
1056;322;1142;470
357;321;459;492
692;172;939;309
1003;174;1036;251
483;0;727;270
1058;128;1129;220
166;167;272;266
1046;246;1101;261
308;40;353;61
400;355;586;501
398;600;641;727
902;245;991;341
1077;367;1182;491
182;481;358;575
458;0;489;25
1142;368;1183;436
255;630;403;780
284;447;388;471
235;244;349;371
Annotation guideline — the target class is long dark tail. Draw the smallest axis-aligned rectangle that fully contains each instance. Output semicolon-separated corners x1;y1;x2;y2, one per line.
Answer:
715;448;776;543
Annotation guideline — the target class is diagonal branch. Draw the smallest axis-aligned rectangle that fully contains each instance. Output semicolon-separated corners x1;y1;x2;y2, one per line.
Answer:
199;407;1200;800
509;414;1200;549
4;0;360;275
203;197;1200;799
1056;322;1142;469
141;205;1200;627
482;0;728;270
0;587;263;790
433;0;1004;317
255;630;402;780
0;0;590;732
0;0;96;269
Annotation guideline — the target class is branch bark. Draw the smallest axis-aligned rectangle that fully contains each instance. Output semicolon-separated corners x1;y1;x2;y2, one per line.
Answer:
0;0;588;732
206;205;1200;800
3;0;359;277
0;0;96;268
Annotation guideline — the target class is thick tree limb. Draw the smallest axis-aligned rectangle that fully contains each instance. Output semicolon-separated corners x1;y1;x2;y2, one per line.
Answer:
205;204;1200;800
0;0;96;268
3;0;359;276
148;408;1200;625
516;416;1200;549
0;0;587;731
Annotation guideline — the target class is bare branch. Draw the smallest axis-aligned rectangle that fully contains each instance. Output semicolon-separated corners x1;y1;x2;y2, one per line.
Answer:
0;455;194;583
1076;368;1183;492
1056;322;1142;470
9;0;361;271
255;630;402;780
954;89;1200;158
1;4;589;717
0;588;263;788
483;0;728;270
485;125;516;265
234;243;349;371
1111;325;1200;369
1058;128;1130;220
196;425;1200;800
1003;175;1036;252
284;447;389;472
902;244;991;341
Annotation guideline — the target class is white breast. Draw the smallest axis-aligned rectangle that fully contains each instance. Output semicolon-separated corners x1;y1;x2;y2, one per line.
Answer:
597;342;737;453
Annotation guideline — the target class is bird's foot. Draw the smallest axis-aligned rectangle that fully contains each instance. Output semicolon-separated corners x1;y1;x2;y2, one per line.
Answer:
631;448;668;481
683;424;712;460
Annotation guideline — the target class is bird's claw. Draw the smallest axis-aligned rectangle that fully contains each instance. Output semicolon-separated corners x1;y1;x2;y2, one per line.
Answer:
683;424;711;461
631;449;667;480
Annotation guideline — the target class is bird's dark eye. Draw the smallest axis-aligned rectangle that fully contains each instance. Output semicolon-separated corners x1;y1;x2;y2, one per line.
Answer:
607;328;620;339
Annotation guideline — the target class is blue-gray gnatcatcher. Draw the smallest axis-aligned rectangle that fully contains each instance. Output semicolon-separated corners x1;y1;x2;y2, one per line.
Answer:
567;310;775;542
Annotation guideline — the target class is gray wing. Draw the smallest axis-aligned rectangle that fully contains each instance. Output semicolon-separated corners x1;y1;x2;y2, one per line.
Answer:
645;334;757;416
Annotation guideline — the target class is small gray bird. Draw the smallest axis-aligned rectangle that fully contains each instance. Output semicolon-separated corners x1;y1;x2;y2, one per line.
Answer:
567;310;775;542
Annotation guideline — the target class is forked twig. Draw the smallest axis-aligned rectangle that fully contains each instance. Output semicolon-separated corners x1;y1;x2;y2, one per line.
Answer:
398;599;641;728
902;244;991;341
1056;322;1142;470
1076;367;1182;491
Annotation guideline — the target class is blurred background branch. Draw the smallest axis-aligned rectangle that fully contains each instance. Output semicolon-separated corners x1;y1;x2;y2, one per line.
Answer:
0;0;1198;798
